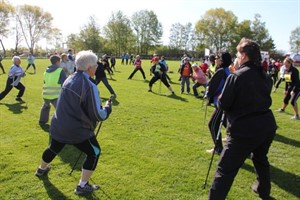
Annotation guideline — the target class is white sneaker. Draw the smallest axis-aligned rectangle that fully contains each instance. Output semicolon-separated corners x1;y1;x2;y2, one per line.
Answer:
290;115;300;120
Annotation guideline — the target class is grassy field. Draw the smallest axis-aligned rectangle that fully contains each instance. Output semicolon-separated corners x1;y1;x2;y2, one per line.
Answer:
0;57;299;200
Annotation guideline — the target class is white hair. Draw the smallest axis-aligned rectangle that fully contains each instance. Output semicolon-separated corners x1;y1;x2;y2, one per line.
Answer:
75;50;98;71
12;56;21;64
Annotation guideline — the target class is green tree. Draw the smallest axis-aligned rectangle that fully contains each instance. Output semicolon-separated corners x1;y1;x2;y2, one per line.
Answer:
0;0;15;55
131;10;163;54
195;8;238;52
251;14;275;51
16;4;56;54
79;16;103;53
289;26;300;53
103;11;135;56
229;20;253;54
66;33;82;53
66;16;104;53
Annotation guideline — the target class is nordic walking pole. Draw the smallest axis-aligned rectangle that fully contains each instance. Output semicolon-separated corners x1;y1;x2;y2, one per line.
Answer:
202;99;208;132
23;75;28;108
69;121;103;175
203;111;225;189
159;78;162;94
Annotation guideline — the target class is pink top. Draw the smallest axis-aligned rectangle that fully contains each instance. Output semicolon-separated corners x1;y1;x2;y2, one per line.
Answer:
192;67;207;84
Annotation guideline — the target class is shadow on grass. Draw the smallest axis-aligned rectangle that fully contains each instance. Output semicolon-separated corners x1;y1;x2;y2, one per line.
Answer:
39;176;105;200
169;80;181;85
39;176;68;200
150;91;188;102
59;145;83;172
274;133;300;148
0;102;28;114
242;162;300;198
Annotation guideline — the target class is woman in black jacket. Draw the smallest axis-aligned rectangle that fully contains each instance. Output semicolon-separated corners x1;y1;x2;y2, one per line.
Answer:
208;38;277;200
205;53;231;155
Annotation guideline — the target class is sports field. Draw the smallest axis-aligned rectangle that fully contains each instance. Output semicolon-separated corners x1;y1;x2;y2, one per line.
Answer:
0;58;299;199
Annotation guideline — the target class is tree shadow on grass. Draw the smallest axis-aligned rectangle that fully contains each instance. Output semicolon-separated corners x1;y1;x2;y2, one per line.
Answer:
242;162;300;198
274;133;300;148
0;102;28;114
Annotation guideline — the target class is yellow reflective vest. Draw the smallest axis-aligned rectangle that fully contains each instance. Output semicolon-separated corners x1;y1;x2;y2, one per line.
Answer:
42;68;63;100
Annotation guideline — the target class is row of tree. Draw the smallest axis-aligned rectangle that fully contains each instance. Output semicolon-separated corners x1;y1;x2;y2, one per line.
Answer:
1;0;299;58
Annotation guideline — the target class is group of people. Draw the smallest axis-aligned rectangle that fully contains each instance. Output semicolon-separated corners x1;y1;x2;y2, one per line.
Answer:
0;37;299;199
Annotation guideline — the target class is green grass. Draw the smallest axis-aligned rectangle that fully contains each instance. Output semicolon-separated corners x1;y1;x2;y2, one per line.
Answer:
0;58;299;200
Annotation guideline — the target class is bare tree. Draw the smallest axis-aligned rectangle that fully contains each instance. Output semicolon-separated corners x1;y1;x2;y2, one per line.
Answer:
13;16;23;53
0;0;15;56
16;4;54;54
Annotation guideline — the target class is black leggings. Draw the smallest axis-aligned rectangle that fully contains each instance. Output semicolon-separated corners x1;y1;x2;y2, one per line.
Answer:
284;89;300;106
149;73;170;88
0;77;25;100
42;136;101;171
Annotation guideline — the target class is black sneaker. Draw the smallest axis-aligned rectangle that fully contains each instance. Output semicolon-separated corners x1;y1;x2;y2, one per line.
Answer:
16;97;25;103
35;165;51;177
74;182;100;195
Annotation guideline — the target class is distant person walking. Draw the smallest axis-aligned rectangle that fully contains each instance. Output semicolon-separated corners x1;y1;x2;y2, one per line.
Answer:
25;53;36;74
179;57;192;94
110;54;116;72
128;55;146;80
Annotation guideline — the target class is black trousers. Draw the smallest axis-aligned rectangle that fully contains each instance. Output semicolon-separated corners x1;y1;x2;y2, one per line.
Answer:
128;67;146;79
149;73;170;88
0;77;25;100
208;131;275;199
42;136;101;171
26;63;36;71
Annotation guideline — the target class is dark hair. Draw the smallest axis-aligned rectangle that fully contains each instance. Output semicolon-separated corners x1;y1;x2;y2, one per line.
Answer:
50;55;61;64
220;52;232;68
236;38;262;67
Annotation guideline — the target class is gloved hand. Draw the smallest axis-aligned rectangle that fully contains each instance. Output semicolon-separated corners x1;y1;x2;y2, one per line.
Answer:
104;100;112;116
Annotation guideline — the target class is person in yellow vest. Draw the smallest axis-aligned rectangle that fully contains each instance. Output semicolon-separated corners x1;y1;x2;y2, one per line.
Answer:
207;54;217;79
39;55;66;125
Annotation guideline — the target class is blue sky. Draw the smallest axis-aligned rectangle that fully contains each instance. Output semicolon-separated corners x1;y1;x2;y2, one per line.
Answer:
5;0;300;53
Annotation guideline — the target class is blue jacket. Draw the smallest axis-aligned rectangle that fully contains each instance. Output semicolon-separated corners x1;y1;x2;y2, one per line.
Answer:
207;67;230;107
50;71;110;144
